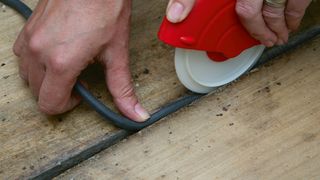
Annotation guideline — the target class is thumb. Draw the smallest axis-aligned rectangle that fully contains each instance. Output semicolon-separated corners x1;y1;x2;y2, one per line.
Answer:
166;0;196;23
102;46;150;122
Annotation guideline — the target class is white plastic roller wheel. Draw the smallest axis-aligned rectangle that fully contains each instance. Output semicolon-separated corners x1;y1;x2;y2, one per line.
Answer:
175;45;265;93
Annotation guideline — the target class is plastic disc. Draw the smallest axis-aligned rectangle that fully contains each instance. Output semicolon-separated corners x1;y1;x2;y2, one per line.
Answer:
175;45;265;93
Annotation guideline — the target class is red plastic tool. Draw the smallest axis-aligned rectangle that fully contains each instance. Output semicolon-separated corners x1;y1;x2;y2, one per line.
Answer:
158;0;260;62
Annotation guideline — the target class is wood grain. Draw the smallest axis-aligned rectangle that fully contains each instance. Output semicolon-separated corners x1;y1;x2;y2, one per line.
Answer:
58;36;320;180
1;0;320;179
0;0;185;178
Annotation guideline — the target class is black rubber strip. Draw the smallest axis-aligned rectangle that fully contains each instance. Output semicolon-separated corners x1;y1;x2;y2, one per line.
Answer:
75;83;203;131
2;0;320;179
0;0;32;19
255;26;320;68
2;0;320;132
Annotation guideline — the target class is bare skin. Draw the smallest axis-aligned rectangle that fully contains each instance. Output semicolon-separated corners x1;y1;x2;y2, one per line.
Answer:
14;0;311;122
13;0;150;122
166;0;312;47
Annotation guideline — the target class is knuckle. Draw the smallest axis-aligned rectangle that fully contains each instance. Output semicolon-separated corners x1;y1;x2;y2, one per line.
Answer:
112;82;135;100
107;64;136;100
28;34;43;53
119;85;135;99
48;55;68;74
236;2;259;20
262;8;283;20
285;9;304;19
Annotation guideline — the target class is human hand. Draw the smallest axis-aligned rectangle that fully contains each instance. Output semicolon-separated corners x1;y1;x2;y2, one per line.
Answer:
13;0;150;122
166;0;312;47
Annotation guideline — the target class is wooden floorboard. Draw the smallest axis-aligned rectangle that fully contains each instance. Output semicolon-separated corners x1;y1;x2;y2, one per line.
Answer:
0;0;186;178
55;3;320;178
58;36;320;180
1;0;320;179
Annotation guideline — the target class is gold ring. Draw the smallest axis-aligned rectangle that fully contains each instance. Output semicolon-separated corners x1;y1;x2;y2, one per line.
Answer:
264;0;287;8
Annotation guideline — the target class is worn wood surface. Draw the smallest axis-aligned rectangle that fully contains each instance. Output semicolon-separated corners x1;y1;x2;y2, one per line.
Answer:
1;0;320;179
59;36;320;179
57;2;320;179
0;0;185;179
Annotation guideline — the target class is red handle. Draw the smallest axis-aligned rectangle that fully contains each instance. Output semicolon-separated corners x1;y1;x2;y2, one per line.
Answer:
158;0;260;61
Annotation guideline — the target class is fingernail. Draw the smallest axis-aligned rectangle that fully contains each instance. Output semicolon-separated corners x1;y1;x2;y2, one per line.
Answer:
134;103;150;122
167;2;184;23
264;40;275;47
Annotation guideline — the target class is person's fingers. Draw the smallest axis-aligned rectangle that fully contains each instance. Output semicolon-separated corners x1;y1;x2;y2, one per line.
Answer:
102;44;150;122
236;0;278;47
13;0;48;56
285;0;312;31
101;25;150;122
13;0;49;81
100;2;149;122
38;63;80;115
28;62;46;97
262;4;289;45
166;0;196;23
